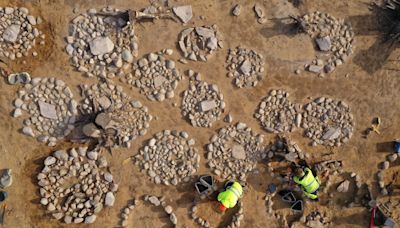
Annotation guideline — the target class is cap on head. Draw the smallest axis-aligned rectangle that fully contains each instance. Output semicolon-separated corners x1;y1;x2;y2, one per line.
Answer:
218;203;227;212
295;168;305;177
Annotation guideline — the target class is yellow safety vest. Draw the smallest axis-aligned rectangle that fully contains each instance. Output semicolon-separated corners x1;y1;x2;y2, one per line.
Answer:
217;182;243;208
293;167;320;199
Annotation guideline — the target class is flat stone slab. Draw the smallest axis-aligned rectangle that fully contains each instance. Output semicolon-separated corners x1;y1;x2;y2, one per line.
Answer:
173;5;193;23
153;76;167;88
200;100;217;112
308;64;323;73
195;27;215;38
38;101;57;119
322;127;341;140
97;96;111;110
89;37;114;55
232;144;246;160
239;60;251;75
316;36;331;51
3;24;20;43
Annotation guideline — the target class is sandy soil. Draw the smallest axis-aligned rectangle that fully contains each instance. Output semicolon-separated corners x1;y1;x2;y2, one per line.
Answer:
0;0;400;227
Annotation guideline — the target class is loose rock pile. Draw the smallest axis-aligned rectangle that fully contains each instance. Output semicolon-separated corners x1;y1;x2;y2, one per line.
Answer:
226;47;265;88
126;51;182;101
178;25;222;62
12;77;77;146
265;135;309;164
254;89;302;133
65;7;138;78
299;11;355;74
119;195;177;227
134;130;200;185
314;160;343;176
303;97;354;146
377;153;398;196
0;6;45;60
181;70;225;127
206;122;266;180
37;147;118;224
303;211;332;227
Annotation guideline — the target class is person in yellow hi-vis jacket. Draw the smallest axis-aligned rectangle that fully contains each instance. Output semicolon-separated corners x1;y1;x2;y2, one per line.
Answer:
217;181;243;212
293;167;320;200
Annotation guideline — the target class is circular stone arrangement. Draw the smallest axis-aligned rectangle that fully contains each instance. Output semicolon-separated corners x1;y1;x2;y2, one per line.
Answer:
226;47;265;88
37;147;118;224
299;11;355;74
178;25;222;62
0;6;45;60
181;70;225;127
65;7;138;78
303;97;354;146
206;122;266;180
254;89;302;133
190;201;244;228
119;195;178;227
134;130;200;185
126;51;182;101
12;77;77;146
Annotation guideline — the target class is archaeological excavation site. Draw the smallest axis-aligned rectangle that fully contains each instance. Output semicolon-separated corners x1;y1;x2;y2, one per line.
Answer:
0;0;400;227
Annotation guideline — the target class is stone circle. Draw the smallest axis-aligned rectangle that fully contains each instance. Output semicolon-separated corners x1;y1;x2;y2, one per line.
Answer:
12;77;77;146
37;147;118;224
299;11;355;74
254;89;302;133
303;97;354;146
226;47;265;88
206;122;266;180
119;195;178;227
181;70;225;127
134;130;200;185
125;51;182;101
65;7;138;78
0;6;45;60
178;25;222;62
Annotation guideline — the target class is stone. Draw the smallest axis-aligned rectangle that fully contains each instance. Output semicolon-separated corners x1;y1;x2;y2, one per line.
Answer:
316;36;331;51
105;192;115;206
87;151;98;160
170;213;178;224
200;100;217;112
153;76;167;88
195;27;215;39
27;15;37;25
82;123;101;138
232;145;246;160
206;37;218;50
53;150;68;161
337;180;350;193
3;24;20;43
97;96;112;110
173;5;193;23
85;215;96;224
89;37;115;55
0;169;12;188
22;126;35;137
232;4;241;16
308;65;323;73
44;156;56;166
122;49;133;63
13;108;22;117
322;128;341;141
164;205;173;214
38;101;58;119
254;3;265;18
224;114;233;123
147;53;158;62
52;212;64;220
149;196;160;206
95;113;112;129
239;60;251;75
382;161;390;170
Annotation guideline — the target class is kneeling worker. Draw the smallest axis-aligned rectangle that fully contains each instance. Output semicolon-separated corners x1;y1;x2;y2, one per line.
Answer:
217;180;243;212
293;167;320;200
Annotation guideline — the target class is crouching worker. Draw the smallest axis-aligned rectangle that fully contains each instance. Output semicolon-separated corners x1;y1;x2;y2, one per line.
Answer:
293;167;320;200
217;180;243;212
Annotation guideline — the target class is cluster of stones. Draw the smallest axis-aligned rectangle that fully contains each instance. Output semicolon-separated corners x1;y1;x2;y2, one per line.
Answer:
265;136;310;165
181;70;225;127
314;160;343;176
300;211;332;227
206;122;266;180
299;11;355;74
126;51;182;101
65;7;138;78
177;25;222;62
79;82;152;148
119;196;177;227
12;77;77;146
37;147;118;224
254;89;302;133
0;6;45;60
190;201;244;228
377;153;398;196
226;47;265;88
303;97;354;146
134;130;200;185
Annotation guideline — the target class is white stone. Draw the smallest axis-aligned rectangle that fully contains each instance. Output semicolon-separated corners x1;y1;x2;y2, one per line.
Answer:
38;101;58;119
173;5;193;23
89;37;115;55
3;24;20;43
200;100;217;112
232;145;246;160
105;192;115;206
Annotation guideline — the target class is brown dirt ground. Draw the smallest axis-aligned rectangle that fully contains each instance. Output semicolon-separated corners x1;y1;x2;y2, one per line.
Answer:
0;0;400;227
